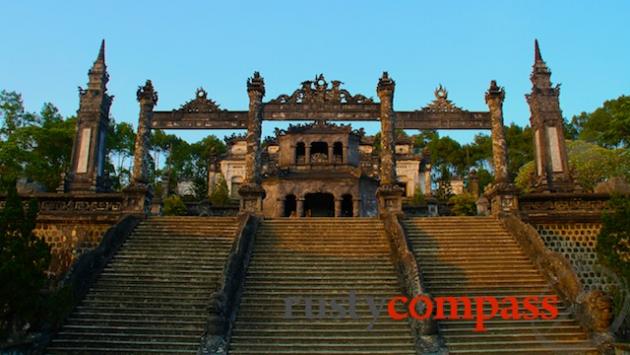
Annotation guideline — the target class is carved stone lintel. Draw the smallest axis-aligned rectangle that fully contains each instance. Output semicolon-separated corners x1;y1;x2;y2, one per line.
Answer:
269;74;372;105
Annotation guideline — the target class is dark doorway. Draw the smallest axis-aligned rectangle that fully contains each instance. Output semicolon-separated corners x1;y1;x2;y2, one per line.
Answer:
284;194;297;217
295;142;305;164
304;193;334;217
333;142;343;163
341;194;353;217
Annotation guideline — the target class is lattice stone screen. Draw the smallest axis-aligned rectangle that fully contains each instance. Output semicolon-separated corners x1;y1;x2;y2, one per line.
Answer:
535;223;619;292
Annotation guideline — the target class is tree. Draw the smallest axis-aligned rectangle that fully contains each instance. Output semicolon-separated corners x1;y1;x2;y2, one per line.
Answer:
0;92;74;192
106;120;135;189
571;95;630;148
435;165;453;202
0;182;51;337
209;174;229;206
514;140;630;192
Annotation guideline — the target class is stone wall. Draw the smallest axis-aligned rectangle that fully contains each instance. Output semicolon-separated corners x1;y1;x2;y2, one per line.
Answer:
534;222;618;292
0;192;125;277
35;221;115;276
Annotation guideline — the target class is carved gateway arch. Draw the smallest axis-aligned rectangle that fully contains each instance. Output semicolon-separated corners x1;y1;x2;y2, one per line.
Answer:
140;72;509;213
149;74;492;130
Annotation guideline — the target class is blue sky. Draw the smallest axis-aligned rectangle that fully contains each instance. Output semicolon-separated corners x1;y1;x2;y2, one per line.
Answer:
2;1;629;144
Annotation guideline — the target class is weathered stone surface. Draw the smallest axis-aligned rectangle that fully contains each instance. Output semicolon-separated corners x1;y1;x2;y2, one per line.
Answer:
526;40;575;193
131;80;158;186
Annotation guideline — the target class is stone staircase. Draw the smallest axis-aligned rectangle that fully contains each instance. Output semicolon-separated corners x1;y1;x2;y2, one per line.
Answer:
228;218;416;355
403;216;598;354
47;216;239;354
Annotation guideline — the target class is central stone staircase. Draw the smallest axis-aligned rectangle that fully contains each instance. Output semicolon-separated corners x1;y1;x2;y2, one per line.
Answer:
403;216;597;354
228;218;416;355
47;216;238;354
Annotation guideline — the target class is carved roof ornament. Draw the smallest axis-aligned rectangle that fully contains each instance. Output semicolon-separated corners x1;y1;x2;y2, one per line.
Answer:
269;74;373;104
420;84;464;113
177;87;222;113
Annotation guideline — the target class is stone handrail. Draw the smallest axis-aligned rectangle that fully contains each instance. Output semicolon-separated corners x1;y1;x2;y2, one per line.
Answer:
33;215;142;353
498;213;614;351
198;213;259;355
381;213;442;354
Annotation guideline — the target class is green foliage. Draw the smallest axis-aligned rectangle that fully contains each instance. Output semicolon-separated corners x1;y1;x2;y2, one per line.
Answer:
596;195;630;306
209;174;230;206
408;187;426;206
0;182;51;337
515;161;535;193
0;92;75;191
162;195;188;216
475;167;495;193
515;140;630;192
435;165;453;202
106;120;136;188
569;95;630;148
448;193;477;216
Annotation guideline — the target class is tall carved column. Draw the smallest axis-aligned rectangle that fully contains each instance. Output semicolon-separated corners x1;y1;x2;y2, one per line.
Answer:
526;40;575;193
486;80;509;183
297;198;304;218
131;80;157;186
122;80;157;216
483;80;518;215
334;199;342;217
376;72;403;215
239;72;266;214
61;40;113;193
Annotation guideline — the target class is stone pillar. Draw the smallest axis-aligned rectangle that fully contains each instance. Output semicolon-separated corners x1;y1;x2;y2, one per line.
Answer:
468;169;480;199
424;163;432;196
239;72;266;214
123;80;158;216
343;145;349;164
353;199;360;217
131;80;157;186
276;198;284;217
334;199;342;217
483;80;518;215
525;40;574;193
305;145;311;164
297;198;304;217
486;80;509;184
62;40;113;193
328;145;334;164
376;72;403;215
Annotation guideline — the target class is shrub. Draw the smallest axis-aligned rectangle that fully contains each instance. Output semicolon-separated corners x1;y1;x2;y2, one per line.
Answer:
448;193;477;216
408;187;426;206
162;195;188;216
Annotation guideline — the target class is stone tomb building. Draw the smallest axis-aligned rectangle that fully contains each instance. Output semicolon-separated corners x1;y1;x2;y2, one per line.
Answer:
211;120;431;218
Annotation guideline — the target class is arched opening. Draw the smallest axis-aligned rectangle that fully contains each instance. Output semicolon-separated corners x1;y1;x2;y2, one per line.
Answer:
310;142;328;163
304;192;334;217
284;194;297;217
333;142;343;163
341;194;353;217
230;176;243;199
295;142;305;164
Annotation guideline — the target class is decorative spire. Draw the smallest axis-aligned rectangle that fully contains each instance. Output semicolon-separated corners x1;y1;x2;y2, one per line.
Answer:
247;71;265;96
530;39;552;89
534;39;542;63
97;39;105;63
87;39;109;90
